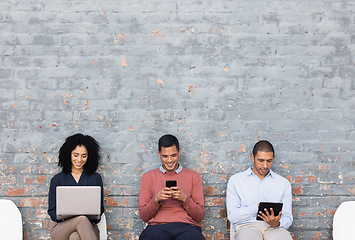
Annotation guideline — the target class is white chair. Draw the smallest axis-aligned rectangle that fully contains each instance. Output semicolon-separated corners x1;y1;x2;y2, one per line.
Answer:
230;222;235;240
333;201;355;240
97;213;107;240
0;199;23;240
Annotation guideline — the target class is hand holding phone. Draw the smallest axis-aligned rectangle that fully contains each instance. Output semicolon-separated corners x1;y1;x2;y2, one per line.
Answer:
155;181;177;203
165;180;187;202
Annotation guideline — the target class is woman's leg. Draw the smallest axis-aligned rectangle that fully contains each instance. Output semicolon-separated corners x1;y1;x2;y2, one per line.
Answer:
51;216;99;240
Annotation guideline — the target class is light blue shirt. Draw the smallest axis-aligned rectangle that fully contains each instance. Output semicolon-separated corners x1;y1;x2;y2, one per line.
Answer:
226;167;293;230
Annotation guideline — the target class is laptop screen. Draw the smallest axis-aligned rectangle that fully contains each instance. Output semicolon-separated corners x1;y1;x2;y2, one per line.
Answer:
56;186;101;220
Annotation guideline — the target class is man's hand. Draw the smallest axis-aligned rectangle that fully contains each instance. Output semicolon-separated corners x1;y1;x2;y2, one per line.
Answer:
171;186;187;203
154;187;173;203
258;208;281;228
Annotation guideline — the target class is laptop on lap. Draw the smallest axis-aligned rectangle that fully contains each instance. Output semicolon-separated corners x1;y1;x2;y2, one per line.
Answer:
56;186;101;220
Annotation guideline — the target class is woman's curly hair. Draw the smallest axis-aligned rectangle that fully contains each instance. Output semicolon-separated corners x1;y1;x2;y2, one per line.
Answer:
58;133;100;174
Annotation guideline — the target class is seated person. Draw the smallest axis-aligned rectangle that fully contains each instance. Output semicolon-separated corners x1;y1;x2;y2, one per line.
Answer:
48;133;104;240
227;140;293;240
138;134;205;240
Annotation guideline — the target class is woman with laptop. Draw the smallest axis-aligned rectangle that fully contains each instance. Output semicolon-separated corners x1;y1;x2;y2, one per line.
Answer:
47;133;104;240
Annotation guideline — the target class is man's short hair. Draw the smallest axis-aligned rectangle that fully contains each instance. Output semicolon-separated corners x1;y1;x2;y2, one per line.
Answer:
158;134;180;152
252;140;275;156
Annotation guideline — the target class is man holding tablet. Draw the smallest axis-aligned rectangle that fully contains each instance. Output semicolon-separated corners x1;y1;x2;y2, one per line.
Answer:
138;134;205;240
227;140;293;240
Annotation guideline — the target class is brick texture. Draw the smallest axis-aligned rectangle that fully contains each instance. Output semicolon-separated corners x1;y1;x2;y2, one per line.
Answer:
1;0;355;239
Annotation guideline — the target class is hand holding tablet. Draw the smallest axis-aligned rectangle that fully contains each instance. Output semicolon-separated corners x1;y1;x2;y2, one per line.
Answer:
256;202;283;221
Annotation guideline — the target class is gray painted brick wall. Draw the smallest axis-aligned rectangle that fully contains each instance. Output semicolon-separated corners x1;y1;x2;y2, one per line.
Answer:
1;0;354;239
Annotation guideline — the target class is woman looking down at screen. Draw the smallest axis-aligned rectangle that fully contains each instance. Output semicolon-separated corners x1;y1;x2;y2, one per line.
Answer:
47;133;104;240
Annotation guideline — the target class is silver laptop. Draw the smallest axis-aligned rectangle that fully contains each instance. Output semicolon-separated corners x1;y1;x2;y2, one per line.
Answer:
56;186;101;220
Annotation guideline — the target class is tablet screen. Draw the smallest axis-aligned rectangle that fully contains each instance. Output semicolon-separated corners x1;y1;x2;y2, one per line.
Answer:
256;202;283;221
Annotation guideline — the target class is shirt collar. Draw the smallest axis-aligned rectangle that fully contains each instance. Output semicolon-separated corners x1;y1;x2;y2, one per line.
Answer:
247;167;274;178
159;164;183;174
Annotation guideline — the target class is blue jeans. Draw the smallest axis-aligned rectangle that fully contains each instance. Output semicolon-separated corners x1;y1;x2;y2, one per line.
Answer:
139;222;205;240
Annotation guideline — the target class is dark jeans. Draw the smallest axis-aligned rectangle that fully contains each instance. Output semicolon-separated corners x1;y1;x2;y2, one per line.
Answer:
139;222;205;240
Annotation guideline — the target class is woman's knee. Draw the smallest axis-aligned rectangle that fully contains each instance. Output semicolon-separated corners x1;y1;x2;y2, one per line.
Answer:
75;215;91;226
69;231;80;240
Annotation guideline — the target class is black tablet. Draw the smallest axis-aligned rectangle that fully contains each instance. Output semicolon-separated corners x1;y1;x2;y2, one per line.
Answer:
256;202;283;221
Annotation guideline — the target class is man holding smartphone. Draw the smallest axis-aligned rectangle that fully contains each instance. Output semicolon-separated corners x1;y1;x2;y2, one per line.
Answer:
226;140;293;240
138;134;205;240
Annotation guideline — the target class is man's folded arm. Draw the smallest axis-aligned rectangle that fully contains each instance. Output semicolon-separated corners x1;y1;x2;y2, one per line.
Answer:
182;175;205;222
138;174;160;222
279;182;293;229
226;179;257;225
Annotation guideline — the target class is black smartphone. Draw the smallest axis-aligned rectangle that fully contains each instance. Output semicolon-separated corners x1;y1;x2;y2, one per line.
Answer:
166;180;177;188
256;202;283;220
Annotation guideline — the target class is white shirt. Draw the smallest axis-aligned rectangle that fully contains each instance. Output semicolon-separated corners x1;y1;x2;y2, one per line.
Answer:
226;167;293;230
